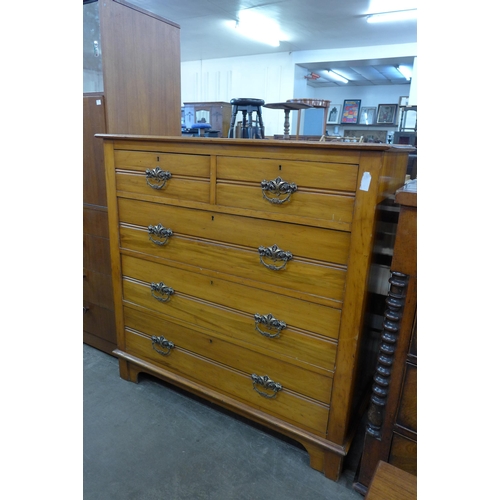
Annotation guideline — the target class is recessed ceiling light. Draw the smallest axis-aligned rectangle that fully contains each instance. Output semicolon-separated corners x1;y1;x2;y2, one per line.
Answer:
397;65;412;80
231;10;287;47
326;70;349;84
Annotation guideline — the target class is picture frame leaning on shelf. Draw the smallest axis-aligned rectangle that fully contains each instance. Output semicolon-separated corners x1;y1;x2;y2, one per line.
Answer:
341;100;361;124
359;107;377;125
326;103;342;124
376;104;398;124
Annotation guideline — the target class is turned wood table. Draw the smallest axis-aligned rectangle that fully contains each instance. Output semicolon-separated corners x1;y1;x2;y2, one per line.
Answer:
263;102;312;139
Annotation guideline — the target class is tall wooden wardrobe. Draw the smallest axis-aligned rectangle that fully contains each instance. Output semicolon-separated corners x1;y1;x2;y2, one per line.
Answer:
83;0;181;354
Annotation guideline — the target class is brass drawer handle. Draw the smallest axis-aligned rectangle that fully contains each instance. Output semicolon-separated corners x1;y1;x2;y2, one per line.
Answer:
145;166;172;189
150;282;175;302
261;176;297;204
151;335;175;356
148;223;173;246
251;374;283;399
254;313;286;338
258;244;293;271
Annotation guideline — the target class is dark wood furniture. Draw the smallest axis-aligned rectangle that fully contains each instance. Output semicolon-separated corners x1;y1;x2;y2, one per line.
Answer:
365;461;417;500
183;102;232;138
354;180;417;494
83;0;181;354
99;134;414;481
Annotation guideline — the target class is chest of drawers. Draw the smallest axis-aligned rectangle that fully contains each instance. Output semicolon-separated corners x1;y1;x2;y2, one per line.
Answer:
100;135;413;481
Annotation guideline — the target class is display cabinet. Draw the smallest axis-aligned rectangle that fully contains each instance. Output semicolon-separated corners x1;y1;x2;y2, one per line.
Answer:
183;102;232;137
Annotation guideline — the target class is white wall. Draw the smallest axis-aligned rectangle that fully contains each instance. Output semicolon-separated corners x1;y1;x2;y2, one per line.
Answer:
180;42;417;136
181;52;295;136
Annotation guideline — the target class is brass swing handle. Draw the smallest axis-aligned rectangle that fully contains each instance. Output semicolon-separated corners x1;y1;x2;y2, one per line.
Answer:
251;374;283;399
254;313;287;338
148;223;173;246
258;244;293;271
150;282;175;302
145;166;172;189
151;335;175;356
261;176;297;204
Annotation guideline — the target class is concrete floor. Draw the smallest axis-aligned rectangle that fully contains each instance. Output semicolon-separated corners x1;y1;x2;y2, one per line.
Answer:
83;344;364;500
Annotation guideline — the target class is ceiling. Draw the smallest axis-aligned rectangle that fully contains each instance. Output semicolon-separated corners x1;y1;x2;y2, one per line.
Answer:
122;0;417;87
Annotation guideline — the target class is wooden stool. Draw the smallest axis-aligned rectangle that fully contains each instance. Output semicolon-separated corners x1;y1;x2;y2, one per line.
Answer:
228;98;265;138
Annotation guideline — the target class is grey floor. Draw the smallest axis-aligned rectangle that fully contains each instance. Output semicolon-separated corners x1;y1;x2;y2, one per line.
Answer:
83;344;365;500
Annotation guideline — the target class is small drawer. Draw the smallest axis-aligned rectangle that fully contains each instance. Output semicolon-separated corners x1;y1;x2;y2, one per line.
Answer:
118;197;351;266
115;150;210;177
217;156;359;192
115;171;210;203
114;150;210;203
217;183;354;225
216;156;357;225
124;306;334;404
124;326;329;436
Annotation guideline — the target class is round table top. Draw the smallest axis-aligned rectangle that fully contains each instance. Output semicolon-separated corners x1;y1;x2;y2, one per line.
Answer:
286;98;331;108
264;102;313;110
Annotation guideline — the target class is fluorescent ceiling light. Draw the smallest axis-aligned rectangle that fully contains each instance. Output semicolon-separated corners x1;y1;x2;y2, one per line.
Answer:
367;9;417;23
326;70;349;84
397;65;412;80
231;10;286;47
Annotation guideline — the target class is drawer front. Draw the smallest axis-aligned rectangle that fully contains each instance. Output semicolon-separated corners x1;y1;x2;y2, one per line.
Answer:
122;256;340;338
83;300;116;343
116;171;210;203
83;207;109;238
115;150;210;177
217;156;359;192
124;306;333;403
83;268;114;310
118;198;351;266
122;256;340;365
217;183;355;224
83;233;111;275
124;326;329;435
121;226;346;301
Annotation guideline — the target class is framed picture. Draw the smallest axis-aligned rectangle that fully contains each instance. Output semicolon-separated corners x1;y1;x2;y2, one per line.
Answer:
359;107;377;125
341;99;361;124
326;103;342;124
376;104;398;125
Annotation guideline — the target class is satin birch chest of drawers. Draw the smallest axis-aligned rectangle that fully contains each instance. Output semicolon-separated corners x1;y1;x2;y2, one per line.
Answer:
100;135;412;481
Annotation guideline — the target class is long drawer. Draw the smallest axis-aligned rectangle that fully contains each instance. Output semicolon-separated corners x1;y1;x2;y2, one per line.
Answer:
121;255;340;364
114;150;210;203
121;237;346;305
124;306;333;404
122;255;340;338
124;324;330;436
118;198;351;266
